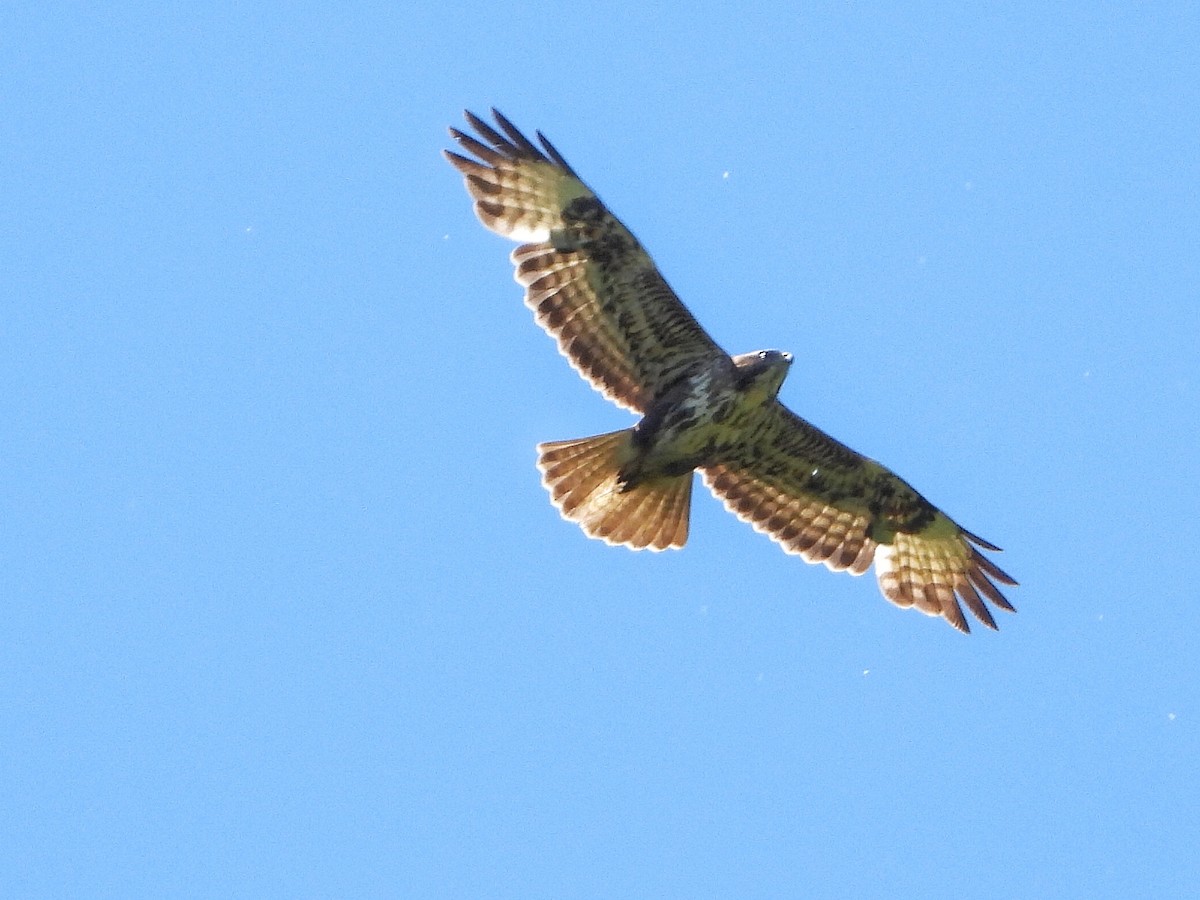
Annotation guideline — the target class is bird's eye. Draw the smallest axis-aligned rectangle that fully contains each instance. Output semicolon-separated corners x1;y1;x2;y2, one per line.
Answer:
758;350;768;359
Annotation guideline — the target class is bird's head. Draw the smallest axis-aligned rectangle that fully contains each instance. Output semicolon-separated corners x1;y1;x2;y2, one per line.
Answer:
732;349;793;402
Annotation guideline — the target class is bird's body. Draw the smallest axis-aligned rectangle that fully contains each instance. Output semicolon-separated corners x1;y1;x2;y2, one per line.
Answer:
626;351;787;485
445;110;1018;632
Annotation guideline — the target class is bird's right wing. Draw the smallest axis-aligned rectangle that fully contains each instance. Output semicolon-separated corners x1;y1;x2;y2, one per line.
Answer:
445;109;726;413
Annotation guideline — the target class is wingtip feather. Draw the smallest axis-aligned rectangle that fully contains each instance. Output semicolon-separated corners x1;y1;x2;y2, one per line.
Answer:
537;130;580;178
490;109;543;158
462;108;504;146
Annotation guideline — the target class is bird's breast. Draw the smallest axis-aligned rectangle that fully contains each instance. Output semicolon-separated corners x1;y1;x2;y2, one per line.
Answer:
628;365;763;480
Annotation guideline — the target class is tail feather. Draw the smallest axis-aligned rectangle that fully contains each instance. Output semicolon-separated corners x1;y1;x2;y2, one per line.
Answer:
536;430;692;551
540;438;615;515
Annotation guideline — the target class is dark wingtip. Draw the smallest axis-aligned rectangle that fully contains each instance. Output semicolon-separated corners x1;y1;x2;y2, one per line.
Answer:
961;526;1003;553
971;547;1019;587
957;579;999;630
489;108;543;158
452;109;576;176
969;568;1018;614
462;108;505;148
949;608;971;634
537;129;580;178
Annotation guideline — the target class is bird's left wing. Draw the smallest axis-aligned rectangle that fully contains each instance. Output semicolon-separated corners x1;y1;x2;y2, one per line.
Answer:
445;109;726;413
701;403;1017;632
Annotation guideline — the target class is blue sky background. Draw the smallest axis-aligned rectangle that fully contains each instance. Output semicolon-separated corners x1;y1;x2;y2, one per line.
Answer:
4;3;1198;897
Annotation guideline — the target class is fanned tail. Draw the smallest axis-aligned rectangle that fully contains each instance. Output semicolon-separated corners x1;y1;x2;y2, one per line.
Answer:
536;431;692;551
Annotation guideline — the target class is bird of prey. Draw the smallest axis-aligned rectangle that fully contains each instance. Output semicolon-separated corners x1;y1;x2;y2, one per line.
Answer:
444;109;1017;632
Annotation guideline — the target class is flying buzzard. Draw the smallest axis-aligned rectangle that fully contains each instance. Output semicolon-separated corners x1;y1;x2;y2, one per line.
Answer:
445;109;1017;632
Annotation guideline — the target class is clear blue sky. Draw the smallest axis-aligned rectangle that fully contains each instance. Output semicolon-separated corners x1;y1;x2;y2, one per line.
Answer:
4;3;1198;897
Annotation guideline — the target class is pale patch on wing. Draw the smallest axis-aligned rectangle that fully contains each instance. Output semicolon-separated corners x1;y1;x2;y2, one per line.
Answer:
873;522;1017;633
444;110;589;243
